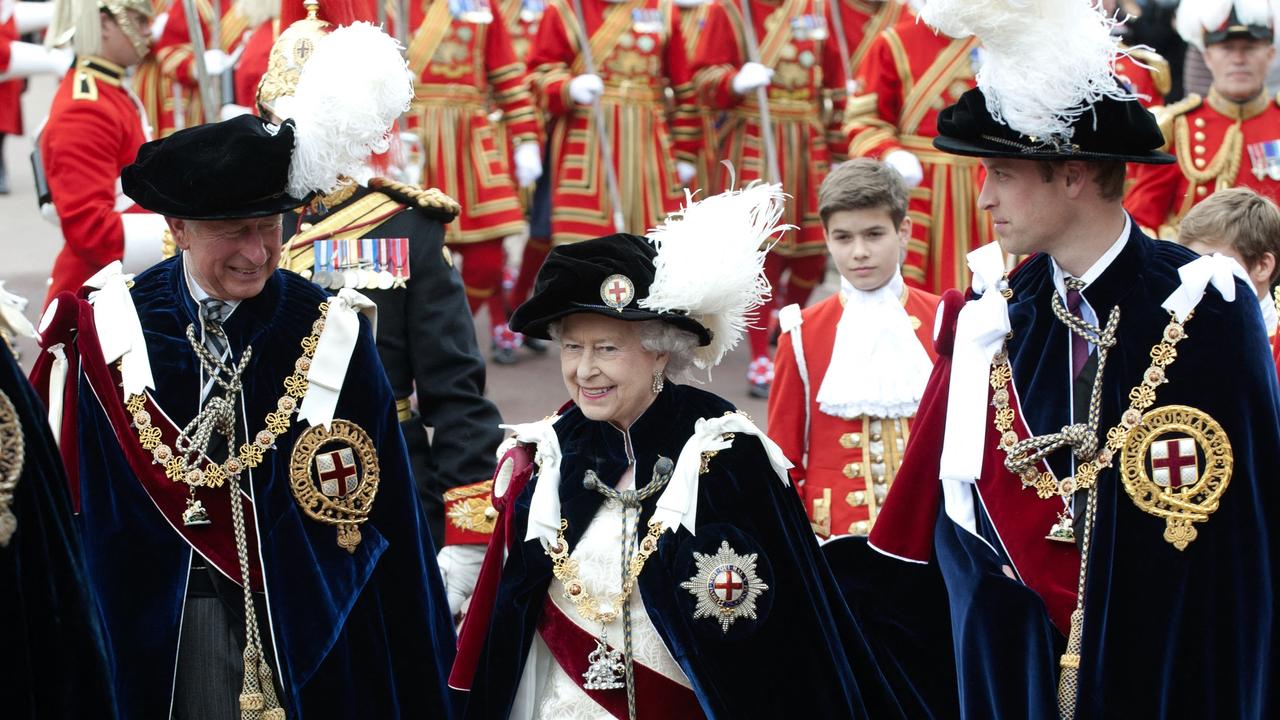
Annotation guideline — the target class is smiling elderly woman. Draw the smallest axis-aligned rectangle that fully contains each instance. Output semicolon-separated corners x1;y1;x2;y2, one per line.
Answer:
445;192;905;719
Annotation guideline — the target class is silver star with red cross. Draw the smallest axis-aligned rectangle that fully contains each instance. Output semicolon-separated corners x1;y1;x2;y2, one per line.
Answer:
680;540;769;633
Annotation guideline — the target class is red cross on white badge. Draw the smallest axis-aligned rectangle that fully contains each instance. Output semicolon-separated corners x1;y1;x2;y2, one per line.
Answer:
1151;437;1199;489
709;564;746;608
316;447;359;497
599;274;634;310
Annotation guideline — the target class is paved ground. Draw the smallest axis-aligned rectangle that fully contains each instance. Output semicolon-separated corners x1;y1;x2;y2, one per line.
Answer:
1;74;837;432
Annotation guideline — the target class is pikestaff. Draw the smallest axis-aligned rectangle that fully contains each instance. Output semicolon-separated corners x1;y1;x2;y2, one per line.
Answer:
567;0;626;232
181;0;219;119
736;0;780;184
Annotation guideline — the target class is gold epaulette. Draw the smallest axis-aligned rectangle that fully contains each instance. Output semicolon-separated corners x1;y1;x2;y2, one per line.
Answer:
367;178;461;223
1152;93;1202;152
1126;46;1172;98
279;191;409;276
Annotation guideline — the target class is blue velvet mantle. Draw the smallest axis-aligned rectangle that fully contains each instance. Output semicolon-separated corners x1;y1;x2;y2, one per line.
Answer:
938;225;1280;718
460;383;904;719
72;258;457;718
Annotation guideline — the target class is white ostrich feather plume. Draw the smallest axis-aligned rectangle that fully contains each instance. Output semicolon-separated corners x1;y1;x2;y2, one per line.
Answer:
921;0;1136;144
284;22;412;198
641;183;793;371
1175;0;1278;49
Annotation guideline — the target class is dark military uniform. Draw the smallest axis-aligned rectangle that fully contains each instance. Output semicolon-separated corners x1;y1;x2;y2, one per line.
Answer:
283;178;505;547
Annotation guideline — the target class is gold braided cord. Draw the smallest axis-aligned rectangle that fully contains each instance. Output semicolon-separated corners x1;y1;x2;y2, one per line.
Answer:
1174;115;1243;188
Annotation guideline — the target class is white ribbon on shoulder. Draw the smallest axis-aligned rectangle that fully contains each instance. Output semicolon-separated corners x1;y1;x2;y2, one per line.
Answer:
84;261;155;397
1162;253;1248;322
0;281;37;341
506;417;564;546
653;412;792;536
298;288;377;428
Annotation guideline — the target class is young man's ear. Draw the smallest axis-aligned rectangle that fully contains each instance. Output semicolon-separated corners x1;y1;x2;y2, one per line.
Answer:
1250;251;1277;294
897;216;912;263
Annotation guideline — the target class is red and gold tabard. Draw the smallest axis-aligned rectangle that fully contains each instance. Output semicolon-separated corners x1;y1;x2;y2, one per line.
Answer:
406;0;539;244
500;0;544;62
528;0;700;243
1125;88;1280;238
233;16;279;108
831;0;903;94
1115;46;1170;109
845;18;988;293
767;286;939;537
40;58;151;304
132;0;248;137
690;0;848;255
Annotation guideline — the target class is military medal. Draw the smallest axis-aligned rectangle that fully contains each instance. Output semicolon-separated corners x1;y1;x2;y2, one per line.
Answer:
375;238;395;289
289;419;381;552
680;540;769;633
790;15;828;42
311;238;329;289
341;240;360;289
0;387;24;546
631;8;663;34
329;239;345;290
1246;140;1280;181
391;237;410;288
520;0;544;22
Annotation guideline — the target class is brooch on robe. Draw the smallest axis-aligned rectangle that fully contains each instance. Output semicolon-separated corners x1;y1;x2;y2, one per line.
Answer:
1119;404;1232;550
680;540;769;633
288;419;380;552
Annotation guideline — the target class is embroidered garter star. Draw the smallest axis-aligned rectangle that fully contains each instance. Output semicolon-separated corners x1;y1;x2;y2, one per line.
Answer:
680;540;769;633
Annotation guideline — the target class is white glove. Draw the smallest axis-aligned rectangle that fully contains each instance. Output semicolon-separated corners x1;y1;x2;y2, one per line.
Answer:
676;160;697;185
437;544;486;617
151;11;169;43
219;103;251;121
568;73;604;105
13;2;56;33
884;149;925;188
731;62;774;95
40;203;62;227
513;141;543;188
0;42;72;81
202;49;233;76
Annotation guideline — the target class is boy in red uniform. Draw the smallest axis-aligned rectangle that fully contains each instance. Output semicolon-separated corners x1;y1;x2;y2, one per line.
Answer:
1175;186;1280;376
768;158;939;538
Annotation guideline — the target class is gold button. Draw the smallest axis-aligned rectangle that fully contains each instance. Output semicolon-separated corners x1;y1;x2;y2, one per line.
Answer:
871;433;882;442
910;315;921;330
849;520;870;535
846;490;866;506
872;453;884;464
1194;158;1207;169
299;222;314;231
1193;145;1206;155
1194;131;1206;142
1196;185;1208;196
839;433;860;449
483;506;498;519
1194;118;1206;128
873;473;886;484
842;463;861;479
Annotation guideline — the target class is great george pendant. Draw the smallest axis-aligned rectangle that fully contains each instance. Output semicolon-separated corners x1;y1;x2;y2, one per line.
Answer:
582;627;625;691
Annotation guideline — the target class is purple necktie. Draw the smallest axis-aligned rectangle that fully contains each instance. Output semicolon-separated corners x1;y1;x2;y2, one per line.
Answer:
1065;281;1089;380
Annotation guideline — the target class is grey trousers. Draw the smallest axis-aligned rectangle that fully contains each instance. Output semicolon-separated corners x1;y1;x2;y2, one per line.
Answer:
171;596;245;720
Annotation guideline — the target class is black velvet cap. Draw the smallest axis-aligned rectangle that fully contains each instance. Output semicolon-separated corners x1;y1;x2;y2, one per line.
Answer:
509;233;713;345
122;114;312;220
933;87;1175;164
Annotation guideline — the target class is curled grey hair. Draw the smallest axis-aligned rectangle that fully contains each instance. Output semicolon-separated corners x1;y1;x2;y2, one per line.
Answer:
546;317;701;383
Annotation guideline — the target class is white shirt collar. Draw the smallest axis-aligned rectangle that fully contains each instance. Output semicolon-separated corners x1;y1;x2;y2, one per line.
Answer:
182;257;240;314
1050;213;1131;299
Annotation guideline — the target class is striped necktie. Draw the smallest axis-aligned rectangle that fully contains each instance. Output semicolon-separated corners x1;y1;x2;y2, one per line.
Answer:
199;298;231;359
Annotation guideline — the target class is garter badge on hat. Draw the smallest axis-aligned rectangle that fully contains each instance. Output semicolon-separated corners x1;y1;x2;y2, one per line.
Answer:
680;540;769;633
600;274;635;312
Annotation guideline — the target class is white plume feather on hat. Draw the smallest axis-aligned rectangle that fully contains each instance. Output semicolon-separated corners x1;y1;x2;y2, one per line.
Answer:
1175;0;1279;50
641;182;793;372
921;0;1136;145
281;21;413;198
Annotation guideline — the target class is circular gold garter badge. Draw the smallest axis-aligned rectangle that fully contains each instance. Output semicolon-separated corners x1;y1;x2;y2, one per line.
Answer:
289;419;379;553
1120;405;1232;551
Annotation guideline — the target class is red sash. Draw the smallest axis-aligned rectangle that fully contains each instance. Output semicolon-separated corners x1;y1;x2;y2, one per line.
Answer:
31;292;265;591
536;598;705;719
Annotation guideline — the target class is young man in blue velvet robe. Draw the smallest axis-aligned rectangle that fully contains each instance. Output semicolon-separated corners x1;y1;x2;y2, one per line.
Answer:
867;1;1280;718
30;114;457;718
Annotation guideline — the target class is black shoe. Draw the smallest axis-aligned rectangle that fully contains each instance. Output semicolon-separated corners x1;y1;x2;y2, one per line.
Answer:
748;381;770;399
491;345;518;365
523;336;548;354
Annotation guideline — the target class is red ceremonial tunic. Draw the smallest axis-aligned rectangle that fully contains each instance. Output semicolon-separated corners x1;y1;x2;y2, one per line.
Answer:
678;0;717;191
831;0;902;94
0;14;22;135
232;17;276;109
528;0;700;243
406;0;539;244
1115;46;1170;109
768;285;939;538
845;17;988;293
132;0;245;137
40;58;150;304
690;0;848;256
1125;88;1280;238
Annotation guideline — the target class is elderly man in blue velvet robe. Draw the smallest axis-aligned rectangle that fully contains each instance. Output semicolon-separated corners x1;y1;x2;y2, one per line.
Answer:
31;113;457;719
